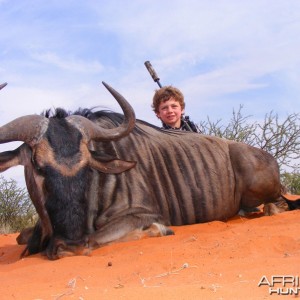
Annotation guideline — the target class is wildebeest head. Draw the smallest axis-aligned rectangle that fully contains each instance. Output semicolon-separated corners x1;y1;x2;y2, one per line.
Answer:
0;82;136;259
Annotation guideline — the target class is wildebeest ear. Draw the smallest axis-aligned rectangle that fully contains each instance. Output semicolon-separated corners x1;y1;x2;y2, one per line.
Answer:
0;143;31;172
89;154;136;174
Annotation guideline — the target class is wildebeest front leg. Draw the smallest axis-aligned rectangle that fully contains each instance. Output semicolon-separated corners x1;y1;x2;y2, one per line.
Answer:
45;236;89;260
88;215;174;249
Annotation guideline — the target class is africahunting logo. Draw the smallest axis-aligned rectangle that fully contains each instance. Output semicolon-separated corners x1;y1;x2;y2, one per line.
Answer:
258;275;300;296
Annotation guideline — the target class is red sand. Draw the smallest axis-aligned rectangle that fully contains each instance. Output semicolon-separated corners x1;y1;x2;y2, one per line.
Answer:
1;210;299;300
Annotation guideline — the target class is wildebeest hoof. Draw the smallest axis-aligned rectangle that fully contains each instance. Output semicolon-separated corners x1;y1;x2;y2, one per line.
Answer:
263;199;291;216
263;203;283;216
238;207;260;217
142;223;174;237
45;238;88;260
16;227;34;245
263;203;279;215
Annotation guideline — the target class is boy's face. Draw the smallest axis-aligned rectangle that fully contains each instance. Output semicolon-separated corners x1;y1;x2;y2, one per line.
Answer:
156;97;184;128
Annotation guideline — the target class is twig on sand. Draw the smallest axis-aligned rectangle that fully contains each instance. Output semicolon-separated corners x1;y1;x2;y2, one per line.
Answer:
184;235;198;242
138;262;198;288
52;276;86;300
209;283;222;292
155;262;196;278
53;290;74;300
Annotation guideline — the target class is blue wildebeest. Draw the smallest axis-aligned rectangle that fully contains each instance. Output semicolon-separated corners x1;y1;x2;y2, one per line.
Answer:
0;82;283;259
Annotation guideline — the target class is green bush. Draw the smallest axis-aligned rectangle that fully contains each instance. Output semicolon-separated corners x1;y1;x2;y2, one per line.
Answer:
0;175;36;233
281;172;300;195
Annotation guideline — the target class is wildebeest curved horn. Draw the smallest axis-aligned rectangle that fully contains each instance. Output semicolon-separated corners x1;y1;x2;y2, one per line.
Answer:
0;82;7;90
0;115;48;145
67;82;136;141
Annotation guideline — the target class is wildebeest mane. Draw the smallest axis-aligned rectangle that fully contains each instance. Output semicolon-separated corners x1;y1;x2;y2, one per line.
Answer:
41;107;99;119
42;108;72;119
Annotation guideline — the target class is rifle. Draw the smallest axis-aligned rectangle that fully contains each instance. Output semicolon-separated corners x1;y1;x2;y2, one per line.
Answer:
144;61;198;132
0;82;7;90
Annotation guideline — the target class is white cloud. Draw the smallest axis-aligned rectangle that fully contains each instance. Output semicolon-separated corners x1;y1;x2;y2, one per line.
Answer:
30;52;104;73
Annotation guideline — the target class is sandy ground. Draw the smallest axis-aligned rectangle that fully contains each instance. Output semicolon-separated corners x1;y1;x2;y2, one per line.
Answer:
0;209;299;300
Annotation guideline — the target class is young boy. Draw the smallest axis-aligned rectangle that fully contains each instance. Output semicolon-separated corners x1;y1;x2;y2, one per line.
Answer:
151;86;200;132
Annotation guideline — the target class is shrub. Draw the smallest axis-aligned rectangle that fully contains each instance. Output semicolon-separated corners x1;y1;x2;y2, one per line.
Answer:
0;175;36;233
281;172;300;194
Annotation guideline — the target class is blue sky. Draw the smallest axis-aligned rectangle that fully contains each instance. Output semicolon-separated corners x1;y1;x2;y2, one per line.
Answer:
1;0;300;184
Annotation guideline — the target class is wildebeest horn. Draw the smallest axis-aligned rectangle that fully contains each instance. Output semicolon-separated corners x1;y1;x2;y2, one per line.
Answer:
67;82;136;141
0;115;48;145
0;82;7;90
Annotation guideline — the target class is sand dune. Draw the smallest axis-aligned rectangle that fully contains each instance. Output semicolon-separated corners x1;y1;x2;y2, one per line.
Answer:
0;210;299;299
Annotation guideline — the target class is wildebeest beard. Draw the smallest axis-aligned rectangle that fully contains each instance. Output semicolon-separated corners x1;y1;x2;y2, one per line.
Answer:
43;117;89;242
44;166;89;242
